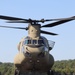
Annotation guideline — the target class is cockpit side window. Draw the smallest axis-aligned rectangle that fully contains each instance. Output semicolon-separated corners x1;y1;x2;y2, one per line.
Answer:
25;40;31;44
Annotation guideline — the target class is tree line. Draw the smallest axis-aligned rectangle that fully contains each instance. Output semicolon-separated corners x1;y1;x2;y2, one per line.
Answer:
0;62;14;75
0;59;75;75
52;59;75;75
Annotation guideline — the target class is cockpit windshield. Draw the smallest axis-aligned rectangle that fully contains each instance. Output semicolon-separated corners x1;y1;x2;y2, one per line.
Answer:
23;39;44;45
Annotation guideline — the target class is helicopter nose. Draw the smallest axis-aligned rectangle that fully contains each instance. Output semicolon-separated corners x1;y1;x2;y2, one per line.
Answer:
27;44;44;48
25;45;44;53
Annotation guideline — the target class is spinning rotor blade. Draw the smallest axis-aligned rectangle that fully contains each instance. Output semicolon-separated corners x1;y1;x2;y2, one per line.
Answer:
0;15;43;23
43;16;75;21
0;25;28;30
0;15;27;21
42;16;75;27
41;30;58;35
6;20;28;23
1;15;75;24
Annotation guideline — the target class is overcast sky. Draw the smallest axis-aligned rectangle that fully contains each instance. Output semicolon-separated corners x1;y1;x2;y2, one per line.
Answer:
0;0;75;62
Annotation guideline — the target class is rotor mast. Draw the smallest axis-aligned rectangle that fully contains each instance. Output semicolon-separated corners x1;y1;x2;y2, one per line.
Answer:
28;23;41;39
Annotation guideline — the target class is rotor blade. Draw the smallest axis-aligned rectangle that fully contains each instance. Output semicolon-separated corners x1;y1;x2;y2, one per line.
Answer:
43;16;75;21
0;25;28;30
41;30;58;35
42;16;75;27
6;20;28;23
0;15;27;21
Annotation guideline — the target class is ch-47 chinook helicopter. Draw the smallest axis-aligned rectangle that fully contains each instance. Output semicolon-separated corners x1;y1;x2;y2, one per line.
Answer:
0;15;75;75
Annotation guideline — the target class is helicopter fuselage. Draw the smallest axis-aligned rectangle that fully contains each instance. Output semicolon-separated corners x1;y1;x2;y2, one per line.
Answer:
14;24;54;73
14;36;54;73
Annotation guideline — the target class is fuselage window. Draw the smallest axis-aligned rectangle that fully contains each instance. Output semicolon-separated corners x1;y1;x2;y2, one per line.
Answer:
32;40;37;44
24;40;31;44
24;39;44;45
38;40;44;45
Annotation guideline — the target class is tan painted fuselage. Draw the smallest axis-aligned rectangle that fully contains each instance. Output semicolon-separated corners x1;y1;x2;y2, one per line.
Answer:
14;24;54;73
